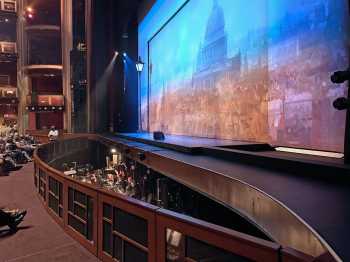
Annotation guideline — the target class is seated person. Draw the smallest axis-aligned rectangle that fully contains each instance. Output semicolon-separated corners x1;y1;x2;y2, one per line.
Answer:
125;176;136;197
0;154;17;171
14;137;35;157
48;126;59;141
8;125;16;136
5;139;32;163
0;208;27;231
22;134;36;145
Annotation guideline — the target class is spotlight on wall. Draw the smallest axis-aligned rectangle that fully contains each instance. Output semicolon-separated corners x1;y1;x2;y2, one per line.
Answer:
25;6;34;20
333;97;350;110
331;70;350;84
110;148;117;154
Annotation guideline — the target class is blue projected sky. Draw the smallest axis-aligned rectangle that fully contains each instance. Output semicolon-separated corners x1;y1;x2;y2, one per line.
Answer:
148;0;335;93
139;0;349;152
149;0;268;91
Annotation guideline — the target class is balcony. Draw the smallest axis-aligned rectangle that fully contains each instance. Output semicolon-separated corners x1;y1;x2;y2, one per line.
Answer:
0;41;15;53
0;41;17;62
0;0;16;13
23;65;63;77
24;31;62;75
0;86;17;103
26;94;64;112
25;24;60;32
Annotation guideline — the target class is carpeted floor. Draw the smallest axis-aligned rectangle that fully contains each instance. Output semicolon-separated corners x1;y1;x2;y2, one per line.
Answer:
0;163;99;262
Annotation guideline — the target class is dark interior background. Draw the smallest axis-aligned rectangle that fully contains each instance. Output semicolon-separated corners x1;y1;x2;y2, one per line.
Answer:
89;0;155;133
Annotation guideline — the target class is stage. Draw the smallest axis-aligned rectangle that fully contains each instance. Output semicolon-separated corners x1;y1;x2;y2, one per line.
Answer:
109;132;349;177
114;132;268;153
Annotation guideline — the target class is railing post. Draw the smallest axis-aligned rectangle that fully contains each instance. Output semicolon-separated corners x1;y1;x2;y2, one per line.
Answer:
344;86;350;164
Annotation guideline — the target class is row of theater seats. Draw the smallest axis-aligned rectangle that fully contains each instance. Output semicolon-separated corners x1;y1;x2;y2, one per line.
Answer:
0;128;38;174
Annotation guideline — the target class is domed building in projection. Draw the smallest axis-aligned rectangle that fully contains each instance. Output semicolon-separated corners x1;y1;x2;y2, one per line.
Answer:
191;0;265;140
196;0;228;72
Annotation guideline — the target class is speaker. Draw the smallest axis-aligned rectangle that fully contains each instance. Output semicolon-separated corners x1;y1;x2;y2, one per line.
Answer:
333;97;350;110
153;131;165;140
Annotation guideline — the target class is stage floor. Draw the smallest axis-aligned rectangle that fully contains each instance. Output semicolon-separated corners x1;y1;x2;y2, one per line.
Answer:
115;132;266;153
114;132;346;167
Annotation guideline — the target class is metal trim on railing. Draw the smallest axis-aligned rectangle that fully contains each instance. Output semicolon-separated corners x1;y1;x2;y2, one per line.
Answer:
0;41;17;54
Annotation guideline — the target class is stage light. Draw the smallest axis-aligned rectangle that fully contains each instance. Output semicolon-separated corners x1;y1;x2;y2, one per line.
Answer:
123;52;127;57
110;148;117;154
331;70;350;84
136;56;144;72
5;18;9;22
114;51;119;56
28;13;34;19
333;97;350;110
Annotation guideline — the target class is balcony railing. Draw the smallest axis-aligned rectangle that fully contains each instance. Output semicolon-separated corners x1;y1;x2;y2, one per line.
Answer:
0;86;17;104
32;135;336;262
26;94;64;112
0;86;17;97
0;41;16;54
0;0;16;13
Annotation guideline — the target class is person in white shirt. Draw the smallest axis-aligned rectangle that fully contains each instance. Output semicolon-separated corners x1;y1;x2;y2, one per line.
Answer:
48;126;59;141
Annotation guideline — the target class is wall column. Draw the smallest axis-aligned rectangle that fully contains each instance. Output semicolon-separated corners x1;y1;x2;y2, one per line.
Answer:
61;0;73;132
17;0;30;134
86;0;93;133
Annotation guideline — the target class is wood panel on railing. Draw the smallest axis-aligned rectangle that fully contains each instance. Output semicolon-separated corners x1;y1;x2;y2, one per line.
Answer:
38;168;47;203
33;135;322;262
47;175;64;226
312;252;337;262
64;178;98;256
156;208;281;262
280;247;315;262
98;191;158;262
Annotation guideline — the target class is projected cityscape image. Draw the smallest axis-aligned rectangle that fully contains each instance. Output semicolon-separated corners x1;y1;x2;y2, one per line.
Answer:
143;0;349;152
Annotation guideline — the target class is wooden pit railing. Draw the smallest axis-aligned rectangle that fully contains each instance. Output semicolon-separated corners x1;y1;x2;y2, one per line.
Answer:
33;135;330;262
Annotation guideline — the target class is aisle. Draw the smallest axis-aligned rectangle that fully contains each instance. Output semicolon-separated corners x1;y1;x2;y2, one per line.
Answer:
0;163;99;262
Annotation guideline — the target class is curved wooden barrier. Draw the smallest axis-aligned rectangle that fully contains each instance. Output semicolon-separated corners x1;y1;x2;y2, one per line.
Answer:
33;135;329;262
